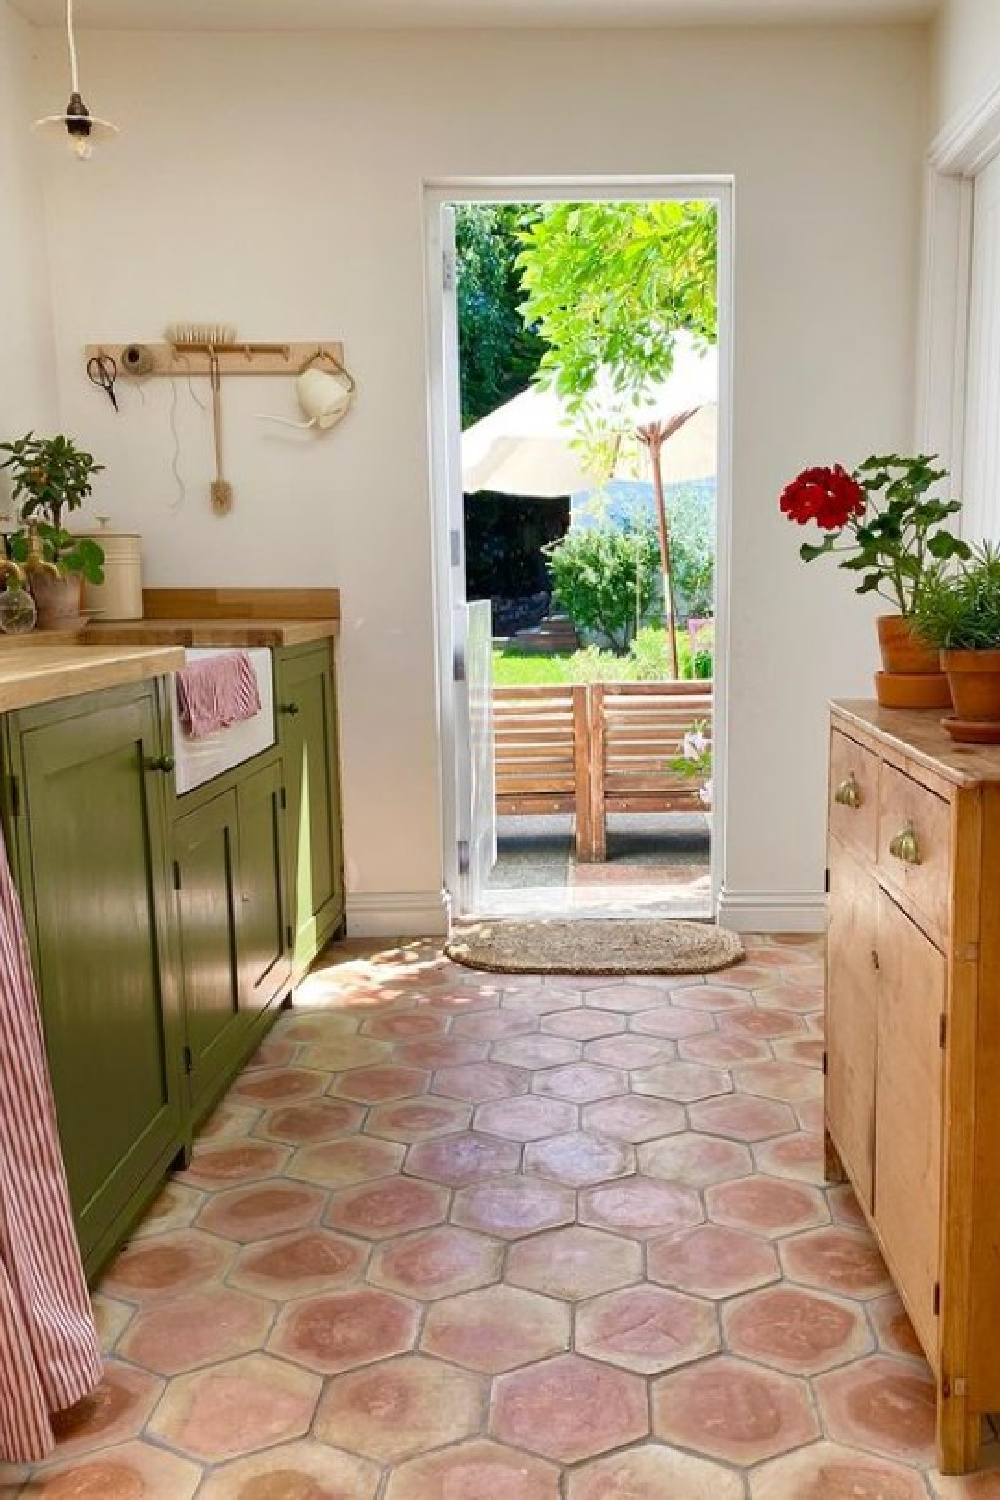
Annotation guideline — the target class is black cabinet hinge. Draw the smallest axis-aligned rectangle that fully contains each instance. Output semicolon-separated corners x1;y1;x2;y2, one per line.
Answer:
933;1282;941;1317
871;948;880;972
821;1049;828;1076
172;860;182;892
183;1045;193;1075
280;785;287;810
824;866;830;894
8;775;19;818
940;1014;948;1050
286;923;294;949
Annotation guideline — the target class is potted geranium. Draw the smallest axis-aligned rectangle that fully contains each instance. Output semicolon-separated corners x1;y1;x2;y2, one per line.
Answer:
0;433;105;629
911;543;1000;739
779;454;970;707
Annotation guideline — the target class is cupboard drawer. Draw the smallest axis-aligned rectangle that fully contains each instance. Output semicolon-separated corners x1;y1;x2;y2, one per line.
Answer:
829;730;878;862
877;763;952;945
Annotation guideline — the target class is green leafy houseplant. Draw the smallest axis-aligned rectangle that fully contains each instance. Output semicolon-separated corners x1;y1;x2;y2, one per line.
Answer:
0;432;105;584
910;544;1000;736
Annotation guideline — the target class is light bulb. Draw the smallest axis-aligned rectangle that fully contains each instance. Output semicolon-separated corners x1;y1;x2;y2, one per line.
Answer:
69;129;92;160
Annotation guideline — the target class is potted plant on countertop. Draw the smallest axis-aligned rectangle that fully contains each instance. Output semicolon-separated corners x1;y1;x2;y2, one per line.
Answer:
779;453;971;708
910;542;1000;741
0;433;105;630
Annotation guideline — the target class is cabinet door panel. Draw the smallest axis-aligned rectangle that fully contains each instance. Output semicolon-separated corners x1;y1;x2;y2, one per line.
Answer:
826;840;878;1210
875;891;945;1362
236;760;290;1012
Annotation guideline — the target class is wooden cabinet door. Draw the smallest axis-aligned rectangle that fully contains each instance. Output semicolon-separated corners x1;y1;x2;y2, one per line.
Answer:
174;790;242;1117
236;759;291;1014
11;684;182;1270
875;891;945;1361
826;840;878;1210
276;645;344;971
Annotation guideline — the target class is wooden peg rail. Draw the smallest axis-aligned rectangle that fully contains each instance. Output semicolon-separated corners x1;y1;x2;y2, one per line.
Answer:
83;341;345;379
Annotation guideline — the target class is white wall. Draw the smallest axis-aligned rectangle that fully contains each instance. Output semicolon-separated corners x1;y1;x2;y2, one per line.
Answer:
934;0;1000;134
33;23;929;932
0;0;57;442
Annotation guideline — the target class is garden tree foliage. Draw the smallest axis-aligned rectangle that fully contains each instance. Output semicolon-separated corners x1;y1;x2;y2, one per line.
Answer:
516;200;718;411
545;523;660;654
664;484;715;622
455;203;547;428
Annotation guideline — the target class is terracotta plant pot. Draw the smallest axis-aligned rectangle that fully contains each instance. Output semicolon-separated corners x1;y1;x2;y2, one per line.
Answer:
941;649;1000;722
875;614;952;710
30;572;84;631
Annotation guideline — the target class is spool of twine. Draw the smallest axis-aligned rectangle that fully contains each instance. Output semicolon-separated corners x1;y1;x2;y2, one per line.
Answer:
121;343;155;377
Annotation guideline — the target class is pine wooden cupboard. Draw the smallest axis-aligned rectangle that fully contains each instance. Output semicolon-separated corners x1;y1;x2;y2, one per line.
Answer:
826;700;1000;1475
1;641;344;1280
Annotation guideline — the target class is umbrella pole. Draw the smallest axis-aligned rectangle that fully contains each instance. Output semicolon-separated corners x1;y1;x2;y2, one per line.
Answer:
646;426;681;680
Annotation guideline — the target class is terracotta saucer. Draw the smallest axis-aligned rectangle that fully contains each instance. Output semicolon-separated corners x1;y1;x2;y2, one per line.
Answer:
941;716;1000;744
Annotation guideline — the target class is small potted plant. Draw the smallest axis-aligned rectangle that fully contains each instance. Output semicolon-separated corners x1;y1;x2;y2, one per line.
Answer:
669;719;712;810
0;433;105;629
779;454;970;707
910;543;1000;740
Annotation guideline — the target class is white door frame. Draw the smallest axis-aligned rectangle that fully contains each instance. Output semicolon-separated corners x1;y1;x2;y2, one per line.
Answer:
423;175;735;921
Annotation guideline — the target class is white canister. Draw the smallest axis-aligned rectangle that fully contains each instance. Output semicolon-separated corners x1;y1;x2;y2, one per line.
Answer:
80;532;143;620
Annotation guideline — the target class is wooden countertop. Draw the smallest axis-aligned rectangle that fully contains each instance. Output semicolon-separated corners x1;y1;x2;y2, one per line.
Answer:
832;698;1000;787
0;644;185;712
80;618;337;648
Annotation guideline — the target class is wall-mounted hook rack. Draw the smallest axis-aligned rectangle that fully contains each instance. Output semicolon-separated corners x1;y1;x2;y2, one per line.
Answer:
84;340;345;379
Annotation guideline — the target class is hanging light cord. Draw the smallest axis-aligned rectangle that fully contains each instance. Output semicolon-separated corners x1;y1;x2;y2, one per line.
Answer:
66;0;80;95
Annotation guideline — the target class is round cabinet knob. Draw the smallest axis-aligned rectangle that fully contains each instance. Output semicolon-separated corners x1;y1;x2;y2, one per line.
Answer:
147;754;176;773
279;702;301;716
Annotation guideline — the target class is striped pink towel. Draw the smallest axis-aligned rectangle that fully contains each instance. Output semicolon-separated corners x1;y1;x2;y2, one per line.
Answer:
176;650;262;739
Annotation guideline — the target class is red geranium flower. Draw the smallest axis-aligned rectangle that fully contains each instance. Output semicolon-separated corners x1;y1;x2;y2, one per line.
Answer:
779;464;866;531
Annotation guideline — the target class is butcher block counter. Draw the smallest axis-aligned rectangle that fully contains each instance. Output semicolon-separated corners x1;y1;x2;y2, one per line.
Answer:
0;642;185;712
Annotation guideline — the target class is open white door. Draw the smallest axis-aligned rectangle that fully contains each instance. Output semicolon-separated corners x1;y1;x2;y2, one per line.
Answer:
440;206;498;914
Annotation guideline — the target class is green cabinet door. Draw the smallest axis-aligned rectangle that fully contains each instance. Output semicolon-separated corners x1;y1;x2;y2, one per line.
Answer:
236;759;292;1013
276;643;345;973
9;682;182;1273
173;789;242;1118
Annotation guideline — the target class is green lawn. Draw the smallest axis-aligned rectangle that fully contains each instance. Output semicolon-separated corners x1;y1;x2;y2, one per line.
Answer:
491;649;576;685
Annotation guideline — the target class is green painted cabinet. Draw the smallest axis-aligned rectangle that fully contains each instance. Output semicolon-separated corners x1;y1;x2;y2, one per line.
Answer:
276;642;345;973
5;681;184;1274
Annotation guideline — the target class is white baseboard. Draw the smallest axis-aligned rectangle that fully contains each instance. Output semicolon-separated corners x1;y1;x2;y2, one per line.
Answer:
346;889;450;939
717;887;828;934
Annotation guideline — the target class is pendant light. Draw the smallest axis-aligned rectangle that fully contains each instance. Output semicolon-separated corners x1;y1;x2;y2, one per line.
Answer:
33;0;119;161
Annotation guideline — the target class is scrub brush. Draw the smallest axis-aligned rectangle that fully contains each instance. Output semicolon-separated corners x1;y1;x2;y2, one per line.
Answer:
167;324;236;514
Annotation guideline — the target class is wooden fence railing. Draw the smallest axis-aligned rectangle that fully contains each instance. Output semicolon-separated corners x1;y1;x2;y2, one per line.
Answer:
494;680;712;862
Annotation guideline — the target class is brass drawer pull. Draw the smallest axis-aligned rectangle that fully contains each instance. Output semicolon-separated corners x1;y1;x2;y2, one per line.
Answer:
279;702;301;716
834;772;862;809
889;821;921;865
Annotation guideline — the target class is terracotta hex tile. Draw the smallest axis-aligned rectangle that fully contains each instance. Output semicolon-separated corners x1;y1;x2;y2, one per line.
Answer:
672;982;748;1012
245;1037;297;1070
179;1140;291;1190
279;1012;362;1043
754;1131;825;1182
146;1352;320;1463
797;1098;826;1134
90;1294;133;1354
689;1095;798;1142
324;1176;448;1239
632;1060;732;1103
648;1222;780;1299
706;1176;829;1237
99;1228;234;1304
781;1225;892;1298
585;983;668;1014
314;1353;483;1461
132;1181;205;1239
507;1224;642;1300
452;1012;538;1041
284;1136;405;1188
721;1007;805;1039
329;1063;430;1104
930;1456;1000;1497
392;1036;490;1068
631;1007;717;1039
725;1285;871;1374
719;964;785;989
48;1364;164;1461
583;1035;673;1069
254;1098;364;1144
748;1439;930;1500
756;981;824;1013
432;1061;531;1103
652;1355;820;1464
525;1130;633;1187
270;1287;419;1374
228;1068;326;1105
568;1444;745;1500
405;1131;522;1186
422;1284;570;1371
492;1354;648;1462
582;1094;686;1143
679;1031;772;1065
118;1286;273;1376
772;1035;827;1067
816;1355;938;1463
364;1094;471;1142
580;1176;703;1239
361;1010;448;1039
734;1059;823;1106
501;985;583;1016
870;1293;925;1362
197;1101;262;1142
474;1095;578;1142
385;1438;559;1500
229;1229;367;1299
197;1439;378;1500
492;1033;582;1068
297;1036;391;1071
196;1180;326;1242
20;1441;201;1499
639;1131;752;1187
532;1061;627;1103
578;1284;720;1374
370;1224;503;1299
452;1174;575;1238
540;1009;625;1041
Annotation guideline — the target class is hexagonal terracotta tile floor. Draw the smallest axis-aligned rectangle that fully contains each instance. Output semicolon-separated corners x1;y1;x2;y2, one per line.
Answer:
10;933;981;1499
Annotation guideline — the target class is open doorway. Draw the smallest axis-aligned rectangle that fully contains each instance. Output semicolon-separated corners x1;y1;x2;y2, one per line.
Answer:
425;180;732;925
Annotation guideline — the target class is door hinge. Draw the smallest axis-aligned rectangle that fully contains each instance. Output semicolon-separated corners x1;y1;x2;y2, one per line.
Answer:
824;866;830;893
7;774;18;818
940;1013;948;1050
933;1282;941;1317
871;948;880;972
286;923;294;948
182;1045;193;1075
450;528;463;568
172;859;182;892
821;1049;828;1076
453;647;466;684
457;840;470;877
280;785;287;811
443;245;456;292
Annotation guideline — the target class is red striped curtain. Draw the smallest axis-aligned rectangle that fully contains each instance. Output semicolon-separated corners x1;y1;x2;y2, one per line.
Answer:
0;820;102;1464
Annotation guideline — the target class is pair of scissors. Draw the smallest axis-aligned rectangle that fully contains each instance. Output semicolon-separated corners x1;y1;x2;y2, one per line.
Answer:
87;353;119;412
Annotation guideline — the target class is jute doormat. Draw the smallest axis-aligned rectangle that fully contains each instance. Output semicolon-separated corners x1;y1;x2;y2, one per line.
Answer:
444;917;745;976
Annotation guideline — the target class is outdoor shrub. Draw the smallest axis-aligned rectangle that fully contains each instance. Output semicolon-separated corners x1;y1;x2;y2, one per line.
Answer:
668;484;716;622
545;522;659;654
565;646;637;683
